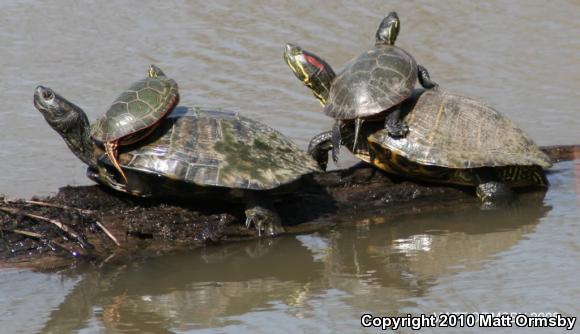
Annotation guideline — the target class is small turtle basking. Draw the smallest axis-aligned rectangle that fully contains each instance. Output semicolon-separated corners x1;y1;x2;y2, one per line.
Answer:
284;12;436;162
91;65;179;183
285;47;552;206
34;86;320;236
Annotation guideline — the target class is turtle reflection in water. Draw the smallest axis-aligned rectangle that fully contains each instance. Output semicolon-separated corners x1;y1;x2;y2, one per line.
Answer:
34;87;320;236
284;45;551;207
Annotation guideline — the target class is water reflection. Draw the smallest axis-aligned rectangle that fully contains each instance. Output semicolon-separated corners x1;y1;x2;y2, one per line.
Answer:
40;193;550;332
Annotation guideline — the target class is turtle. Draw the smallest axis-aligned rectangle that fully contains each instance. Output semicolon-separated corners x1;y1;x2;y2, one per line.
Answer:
34;86;321;236
284;12;437;162
90;65;179;184
284;46;552;206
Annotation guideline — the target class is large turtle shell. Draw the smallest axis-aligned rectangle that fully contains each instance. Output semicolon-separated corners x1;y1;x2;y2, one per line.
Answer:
324;45;417;120
111;107;320;190
368;89;552;169
91;75;178;142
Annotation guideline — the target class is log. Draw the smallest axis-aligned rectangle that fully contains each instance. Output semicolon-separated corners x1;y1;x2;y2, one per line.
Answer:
1;145;578;270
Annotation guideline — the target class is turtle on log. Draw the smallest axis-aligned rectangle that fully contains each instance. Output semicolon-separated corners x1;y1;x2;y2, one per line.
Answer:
34;86;320;236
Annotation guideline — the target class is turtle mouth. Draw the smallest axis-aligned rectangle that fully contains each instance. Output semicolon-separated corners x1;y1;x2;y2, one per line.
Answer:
33;92;46;112
285;43;300;54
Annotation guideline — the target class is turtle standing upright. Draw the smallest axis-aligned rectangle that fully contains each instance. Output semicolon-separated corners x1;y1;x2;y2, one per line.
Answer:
91;65;179;183
284;45;552;206
34;86;320;236
284;12;436;162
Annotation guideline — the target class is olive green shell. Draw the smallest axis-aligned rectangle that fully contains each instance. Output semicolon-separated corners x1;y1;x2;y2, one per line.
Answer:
336;89;551;188
323;45;417;120
111;107;320;190
91;75;178;142
368;89;552;169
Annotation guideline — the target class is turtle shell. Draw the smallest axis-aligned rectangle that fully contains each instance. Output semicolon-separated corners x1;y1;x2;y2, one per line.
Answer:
324;45;417;120
91;75;178;143
111;107;320;191
368;89;552;169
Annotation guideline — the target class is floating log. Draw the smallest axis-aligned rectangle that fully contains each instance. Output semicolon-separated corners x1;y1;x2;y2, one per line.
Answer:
1;145;578;270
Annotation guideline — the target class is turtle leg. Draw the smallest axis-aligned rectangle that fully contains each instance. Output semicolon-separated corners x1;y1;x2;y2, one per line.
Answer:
86;165;128;194
104;141;128;184
88;157;149;197
475;169;514;209
307;131;333;171
330;120;342;163
384;107;409;138
244;192;285;237
352;118;364;152
417;65;438;89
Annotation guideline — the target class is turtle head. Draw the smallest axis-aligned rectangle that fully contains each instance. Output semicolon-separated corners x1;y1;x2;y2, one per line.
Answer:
376;12;400;45
148;64;166;78
283;43;336;105
34;85;96;168
34;86;85;132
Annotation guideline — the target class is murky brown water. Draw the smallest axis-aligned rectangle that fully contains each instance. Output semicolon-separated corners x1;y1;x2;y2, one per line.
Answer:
0;0;579;333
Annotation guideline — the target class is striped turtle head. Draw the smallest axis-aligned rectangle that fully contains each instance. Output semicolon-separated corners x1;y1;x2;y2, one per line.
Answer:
148;64;166;78
283;43;336;105
376;12;400;45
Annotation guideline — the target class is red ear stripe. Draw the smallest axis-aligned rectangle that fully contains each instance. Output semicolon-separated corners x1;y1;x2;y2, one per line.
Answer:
305;54;325;71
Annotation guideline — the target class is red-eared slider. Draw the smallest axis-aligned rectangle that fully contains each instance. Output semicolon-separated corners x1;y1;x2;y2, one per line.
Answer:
34;87;320;236
91;65;179;183
284;12;436;162
285;46;552;206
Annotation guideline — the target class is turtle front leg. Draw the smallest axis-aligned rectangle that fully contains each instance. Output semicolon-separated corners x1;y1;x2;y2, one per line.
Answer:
476;182;514;209
86;165;128;194
331;120;342;163
88;156;150;197
417;65;438;89
384;107;409;138
475;170;514;209
244;193;285;237
308;131;333;171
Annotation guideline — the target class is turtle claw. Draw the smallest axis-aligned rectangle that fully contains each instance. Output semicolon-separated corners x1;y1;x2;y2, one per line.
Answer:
244;207;285;237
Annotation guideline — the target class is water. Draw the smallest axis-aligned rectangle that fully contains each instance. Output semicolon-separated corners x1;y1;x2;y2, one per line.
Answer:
0;0;578;333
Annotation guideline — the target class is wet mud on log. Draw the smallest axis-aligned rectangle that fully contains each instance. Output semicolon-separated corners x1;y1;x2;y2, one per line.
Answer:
1;145;578;270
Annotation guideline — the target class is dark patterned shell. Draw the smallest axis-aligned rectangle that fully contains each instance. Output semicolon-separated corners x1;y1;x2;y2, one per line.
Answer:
369;89;552;169
116;107;320;190
91;76;178;142
324;45;417;120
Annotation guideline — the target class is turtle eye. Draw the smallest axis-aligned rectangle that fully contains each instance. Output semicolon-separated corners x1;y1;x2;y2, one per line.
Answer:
42;89;54;100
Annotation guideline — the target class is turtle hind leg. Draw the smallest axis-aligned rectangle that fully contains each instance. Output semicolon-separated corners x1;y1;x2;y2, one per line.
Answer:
384;107;409;138
104;141;128;184
244;193;285;237
308;131;333;171
417;65;438;89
